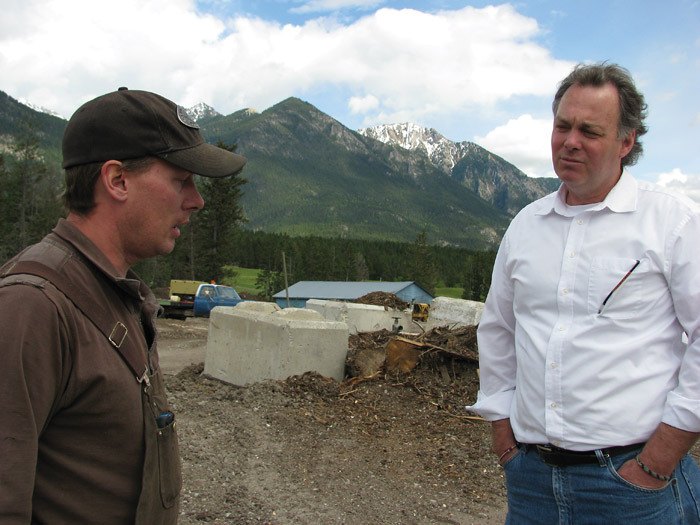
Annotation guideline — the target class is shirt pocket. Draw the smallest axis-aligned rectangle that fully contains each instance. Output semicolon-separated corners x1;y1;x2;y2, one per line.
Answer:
157;418;182;509
588;257;645;319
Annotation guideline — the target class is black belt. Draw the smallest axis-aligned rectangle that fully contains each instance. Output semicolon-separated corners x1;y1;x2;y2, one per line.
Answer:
531;443;645;467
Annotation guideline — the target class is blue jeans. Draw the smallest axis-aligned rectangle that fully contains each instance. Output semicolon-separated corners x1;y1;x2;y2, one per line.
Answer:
502;445;700;524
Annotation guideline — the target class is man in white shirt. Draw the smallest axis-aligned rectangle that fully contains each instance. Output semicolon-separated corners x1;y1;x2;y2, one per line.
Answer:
469;63;700;523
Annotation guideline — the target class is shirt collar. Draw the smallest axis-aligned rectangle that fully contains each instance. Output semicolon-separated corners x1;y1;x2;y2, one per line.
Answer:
534;171;638;217
52;218;150;301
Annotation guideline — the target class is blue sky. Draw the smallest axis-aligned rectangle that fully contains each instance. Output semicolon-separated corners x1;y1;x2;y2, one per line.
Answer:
1;0;698;199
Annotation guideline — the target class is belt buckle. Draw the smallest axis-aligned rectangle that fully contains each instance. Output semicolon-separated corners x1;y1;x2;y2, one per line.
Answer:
536;444;553;453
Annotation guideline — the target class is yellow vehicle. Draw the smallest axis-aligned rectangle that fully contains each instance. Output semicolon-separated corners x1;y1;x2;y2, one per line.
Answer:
169;279;206;301
411;303;430;322
159;279;206;319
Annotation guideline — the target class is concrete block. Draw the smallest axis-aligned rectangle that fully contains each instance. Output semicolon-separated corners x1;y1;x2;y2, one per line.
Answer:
426;297;484;329
306;299;413;334
204;304;349;386
231;301;281;314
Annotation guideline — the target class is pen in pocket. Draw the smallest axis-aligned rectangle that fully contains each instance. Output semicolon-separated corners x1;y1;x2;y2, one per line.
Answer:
598;259;640;315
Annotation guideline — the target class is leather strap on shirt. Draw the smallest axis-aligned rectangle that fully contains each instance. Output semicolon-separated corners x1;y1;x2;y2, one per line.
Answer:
1;260;150;385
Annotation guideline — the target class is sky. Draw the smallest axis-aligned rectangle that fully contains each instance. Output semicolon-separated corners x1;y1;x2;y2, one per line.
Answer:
1;0;699;200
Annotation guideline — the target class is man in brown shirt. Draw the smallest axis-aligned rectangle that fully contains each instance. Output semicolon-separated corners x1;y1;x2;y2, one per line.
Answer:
0;88;246;523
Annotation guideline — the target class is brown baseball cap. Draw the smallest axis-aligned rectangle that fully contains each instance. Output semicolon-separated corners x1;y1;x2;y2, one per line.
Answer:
62;87;246;177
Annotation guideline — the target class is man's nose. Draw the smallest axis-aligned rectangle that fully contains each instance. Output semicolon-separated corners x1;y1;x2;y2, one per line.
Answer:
563;130;581;150
186;186;205;211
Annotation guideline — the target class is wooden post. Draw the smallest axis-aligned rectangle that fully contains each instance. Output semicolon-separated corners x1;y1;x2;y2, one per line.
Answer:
282;251;290;307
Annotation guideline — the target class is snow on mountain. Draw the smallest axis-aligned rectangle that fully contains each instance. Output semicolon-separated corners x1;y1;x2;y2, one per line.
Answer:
358;122;558;217
358;123;481;173
19;98;63;118
17;97;222;123
186;103;259;122
187;102;221;121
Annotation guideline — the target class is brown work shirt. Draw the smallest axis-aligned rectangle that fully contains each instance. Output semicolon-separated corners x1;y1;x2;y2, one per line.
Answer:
0;219;181;523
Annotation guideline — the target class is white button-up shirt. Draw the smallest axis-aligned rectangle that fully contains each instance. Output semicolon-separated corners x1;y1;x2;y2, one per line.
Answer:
468;172;700;450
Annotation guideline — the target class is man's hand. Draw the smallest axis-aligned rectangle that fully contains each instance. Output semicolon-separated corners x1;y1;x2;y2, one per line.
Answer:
617;422;699;489
492;418;518;465
617;458;668;489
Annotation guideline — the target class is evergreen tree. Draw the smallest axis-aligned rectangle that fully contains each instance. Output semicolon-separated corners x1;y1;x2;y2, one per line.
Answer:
0;131;61;261
191;141;247;282
0;154;12;261
460;258;473;301
461;256;482;301
336;240;355;280
461;251;496;301
353;252;369;281
255;268;285;301
410;230;438;294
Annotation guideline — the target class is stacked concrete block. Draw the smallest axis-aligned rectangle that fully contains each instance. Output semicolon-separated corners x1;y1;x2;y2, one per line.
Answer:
305;299;413;335
305;297;485;334
426;297;484;329
204;302;349;386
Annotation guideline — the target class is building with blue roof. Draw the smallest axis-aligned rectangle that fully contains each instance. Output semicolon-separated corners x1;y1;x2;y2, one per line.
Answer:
273;281;434;309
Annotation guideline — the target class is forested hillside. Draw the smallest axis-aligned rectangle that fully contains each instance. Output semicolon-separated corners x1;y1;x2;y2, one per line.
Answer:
0;90;518;299
200;97;512;248
0;138;495;300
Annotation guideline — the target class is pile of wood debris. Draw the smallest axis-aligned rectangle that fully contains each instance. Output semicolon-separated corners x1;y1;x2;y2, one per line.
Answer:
352;291;410;310
346;325;478;379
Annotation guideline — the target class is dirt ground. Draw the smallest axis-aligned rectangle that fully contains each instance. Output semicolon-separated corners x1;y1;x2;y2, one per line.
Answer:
156;316;508;525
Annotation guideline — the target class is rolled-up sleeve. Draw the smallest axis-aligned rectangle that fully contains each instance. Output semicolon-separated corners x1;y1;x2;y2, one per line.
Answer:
467;231;518;420
662;210;700;432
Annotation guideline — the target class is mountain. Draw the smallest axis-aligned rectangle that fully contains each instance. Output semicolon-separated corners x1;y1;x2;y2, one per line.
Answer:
18;99;63;118
187;102;221;121
0;90;559;249
0;91;66;166
199;97;511;248
359;123;559;216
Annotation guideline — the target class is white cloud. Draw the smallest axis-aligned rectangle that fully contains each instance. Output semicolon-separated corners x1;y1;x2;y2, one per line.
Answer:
0;0;227;117
475;115;555;178
0;1;573;126
657;168;687;186
348;94;379;114
655;168;700;204
334;5;573;125
291;0;383;14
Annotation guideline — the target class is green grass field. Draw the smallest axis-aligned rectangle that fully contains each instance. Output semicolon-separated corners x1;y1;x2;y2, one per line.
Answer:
434;286;463;299
223;266;465;300
222;266;262;295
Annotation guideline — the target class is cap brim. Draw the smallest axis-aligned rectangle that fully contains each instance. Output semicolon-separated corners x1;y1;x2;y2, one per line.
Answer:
158;143;247;178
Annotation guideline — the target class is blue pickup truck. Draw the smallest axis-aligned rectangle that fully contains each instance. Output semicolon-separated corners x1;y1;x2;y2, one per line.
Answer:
159;280;244;319
192;283;244;317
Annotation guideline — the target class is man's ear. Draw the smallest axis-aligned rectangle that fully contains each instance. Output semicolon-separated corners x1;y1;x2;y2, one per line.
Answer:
619;130;636;160
98;160;128;202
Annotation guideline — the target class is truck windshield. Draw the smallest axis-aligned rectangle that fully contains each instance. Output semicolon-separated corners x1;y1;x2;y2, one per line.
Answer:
218;287;242;300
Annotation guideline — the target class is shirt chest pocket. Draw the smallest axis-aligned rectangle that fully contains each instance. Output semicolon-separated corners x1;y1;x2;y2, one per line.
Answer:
587;257;646;319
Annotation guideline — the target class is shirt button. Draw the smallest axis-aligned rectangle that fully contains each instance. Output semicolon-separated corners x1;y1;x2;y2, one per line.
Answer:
559;325;566;331
569;251;575;258
562;288;569;295
550;362;558;369
550;402;558;409
577;219;583;225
